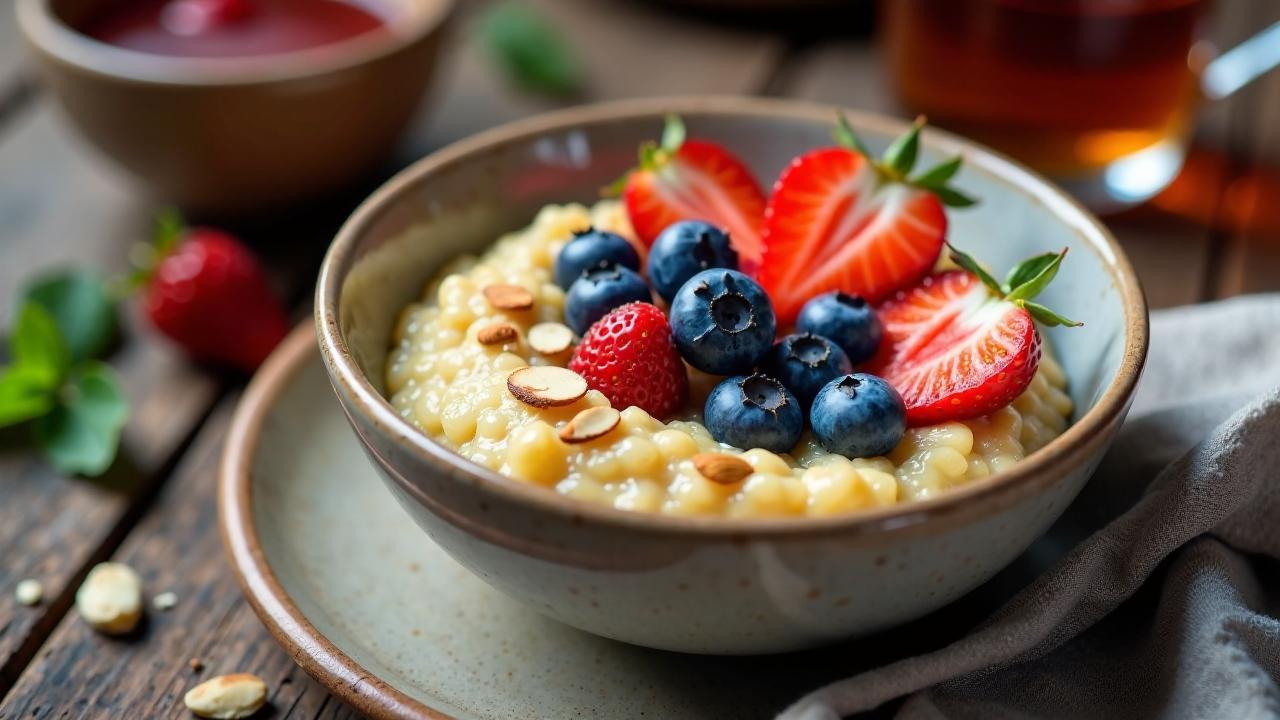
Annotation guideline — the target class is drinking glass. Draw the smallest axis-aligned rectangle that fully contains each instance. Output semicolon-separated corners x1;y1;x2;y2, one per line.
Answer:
881;0;1280;211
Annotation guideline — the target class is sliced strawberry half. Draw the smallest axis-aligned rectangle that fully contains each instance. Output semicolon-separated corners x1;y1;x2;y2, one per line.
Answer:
759;115;975;325
613;115;767;266
869;245;1082;426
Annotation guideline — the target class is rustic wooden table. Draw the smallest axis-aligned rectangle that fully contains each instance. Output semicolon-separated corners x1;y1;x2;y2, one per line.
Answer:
2;1;1278;718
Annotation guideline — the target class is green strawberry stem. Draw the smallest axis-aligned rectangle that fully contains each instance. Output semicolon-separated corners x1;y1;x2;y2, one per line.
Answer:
112;208;186;299
947;243;1083;327
834;113;977;208
603;114;685;197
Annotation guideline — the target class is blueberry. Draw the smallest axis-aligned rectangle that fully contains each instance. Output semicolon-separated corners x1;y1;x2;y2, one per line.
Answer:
564;263;652;335
704;373;804;453
762;333;853;410
669;269;776;375
810;373;906;459
647;221;739;302
554;228;641;290
796;292;883;365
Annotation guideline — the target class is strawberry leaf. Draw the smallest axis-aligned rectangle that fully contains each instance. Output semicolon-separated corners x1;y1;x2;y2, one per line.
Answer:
1004;250;1064;295
660;114;686;154
479;2;581;97
833;112;873;158
947;243;1003;295
1006;248;1067;302
11;303;68;383
35;361;128;477
0;365;57;428
1020;300;1083;328
930;185;978;208
19;270;117;363
601;170;631;198
912;155;962;188
882;116;924;177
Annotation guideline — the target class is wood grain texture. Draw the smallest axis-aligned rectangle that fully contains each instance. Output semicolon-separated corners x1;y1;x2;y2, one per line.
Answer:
406;0;785;152
0;400;362;720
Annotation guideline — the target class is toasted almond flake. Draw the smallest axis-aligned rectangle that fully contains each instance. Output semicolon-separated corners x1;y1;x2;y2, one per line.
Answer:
476;322;519;346
153;591;178;611
528;322;574;355
507;366;588;407
190;657;205;673
184;673;268;719
15;579;43;606
75;562;143;635
693;453;754;485
483;284;534;311
559;406;621;443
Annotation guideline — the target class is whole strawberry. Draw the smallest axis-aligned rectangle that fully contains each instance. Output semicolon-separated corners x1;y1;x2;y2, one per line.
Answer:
569;302;689;420
136;212;287;372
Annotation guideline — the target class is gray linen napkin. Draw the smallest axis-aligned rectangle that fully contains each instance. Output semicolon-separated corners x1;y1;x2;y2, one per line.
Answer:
781;294;1280;720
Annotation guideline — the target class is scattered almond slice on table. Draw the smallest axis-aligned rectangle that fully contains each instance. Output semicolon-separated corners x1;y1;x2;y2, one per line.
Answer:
507;366;588;407
75;562;143;635
184;673;268;719
477;321;519;346
693;453;754;485
483;283;534;311
154;591;178;611
15;578;43;606
559;406;621;443
528;322;574;354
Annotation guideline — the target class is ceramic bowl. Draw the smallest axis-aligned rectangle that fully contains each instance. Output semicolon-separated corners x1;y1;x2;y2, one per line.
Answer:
16;0;453;214
316;96;1148;655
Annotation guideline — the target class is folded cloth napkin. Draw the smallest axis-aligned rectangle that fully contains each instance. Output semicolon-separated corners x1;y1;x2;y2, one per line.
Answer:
781;294;1280;720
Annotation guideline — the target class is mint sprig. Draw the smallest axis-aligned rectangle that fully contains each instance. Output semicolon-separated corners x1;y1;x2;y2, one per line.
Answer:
1;270;128;476
479;2;582;97
834;113;978;208
947;243;1083;328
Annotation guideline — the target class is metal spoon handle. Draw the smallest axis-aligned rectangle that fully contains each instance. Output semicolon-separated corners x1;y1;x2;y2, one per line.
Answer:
1201;21;1280;100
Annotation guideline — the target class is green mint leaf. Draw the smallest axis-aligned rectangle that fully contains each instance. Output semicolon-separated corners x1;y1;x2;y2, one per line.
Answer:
1003;250;1063;295
660;114;686;154
947;243;1003;296
0;365;57;427
883;116;924;177
20;270;117;363
1006;248;1068;302
479;2;581;97
930;185;979;208
11;303;69;381
912;155;962;188
35;361;129;476
1020;300;1083;328
833;112;873;157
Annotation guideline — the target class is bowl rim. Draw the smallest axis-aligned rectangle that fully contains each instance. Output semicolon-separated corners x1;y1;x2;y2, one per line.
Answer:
316;95;1149;539
15;0;454;87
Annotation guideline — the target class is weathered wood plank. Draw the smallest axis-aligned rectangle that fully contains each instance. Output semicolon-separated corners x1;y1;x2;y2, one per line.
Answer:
407;0;786;151
0;399;362;720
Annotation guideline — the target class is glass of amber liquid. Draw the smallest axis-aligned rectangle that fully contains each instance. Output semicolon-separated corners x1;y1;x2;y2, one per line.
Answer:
883;0;1208;211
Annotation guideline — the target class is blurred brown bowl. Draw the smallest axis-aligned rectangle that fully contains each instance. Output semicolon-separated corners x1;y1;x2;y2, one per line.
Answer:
17;0;454;215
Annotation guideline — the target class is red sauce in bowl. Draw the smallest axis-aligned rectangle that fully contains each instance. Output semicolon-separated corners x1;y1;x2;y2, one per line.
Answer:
80;0;386;57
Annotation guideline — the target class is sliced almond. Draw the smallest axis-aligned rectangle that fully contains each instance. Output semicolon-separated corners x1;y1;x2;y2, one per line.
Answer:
693;453;754;485
476;322;519;346
559;406;621;443
15;578;43;606
184;673;268;719
483;284;534;311
507;366;588;408
75;562;143;635
528;322;574;355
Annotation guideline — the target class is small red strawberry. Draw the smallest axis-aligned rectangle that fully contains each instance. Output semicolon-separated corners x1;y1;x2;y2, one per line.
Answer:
758;115;975;324
611;115;767;266
134;211;288;372
868;245;1081;426
569;302;689;419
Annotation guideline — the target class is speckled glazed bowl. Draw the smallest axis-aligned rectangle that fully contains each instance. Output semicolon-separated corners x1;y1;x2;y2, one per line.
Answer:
17;0;453;214
316;96;1148;655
